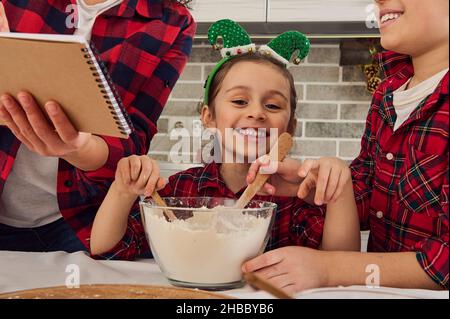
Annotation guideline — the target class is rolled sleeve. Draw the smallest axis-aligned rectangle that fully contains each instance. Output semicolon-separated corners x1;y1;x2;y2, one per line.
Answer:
415;236;449;289
291;201;325;249
414;171;449;289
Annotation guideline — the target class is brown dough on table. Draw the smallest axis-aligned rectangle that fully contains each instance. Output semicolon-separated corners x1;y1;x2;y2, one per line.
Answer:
0;284;233;299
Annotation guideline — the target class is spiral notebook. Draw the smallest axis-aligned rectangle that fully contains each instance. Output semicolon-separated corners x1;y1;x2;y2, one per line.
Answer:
0;32;132;138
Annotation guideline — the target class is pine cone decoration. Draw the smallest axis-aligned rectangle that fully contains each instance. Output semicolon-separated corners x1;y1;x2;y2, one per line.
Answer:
364;64;380;78
367;76;382;93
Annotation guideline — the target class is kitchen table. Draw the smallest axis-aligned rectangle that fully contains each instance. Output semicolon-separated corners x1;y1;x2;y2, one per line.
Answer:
0;251;447;299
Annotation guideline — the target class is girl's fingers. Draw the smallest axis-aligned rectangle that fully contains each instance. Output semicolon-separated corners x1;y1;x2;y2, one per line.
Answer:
247;155;270;184
135;156;153;188
324;167;341;203
156;177;167;191
143;163;161;197
116;158;131;185
314;163;331;206
129;155;142;181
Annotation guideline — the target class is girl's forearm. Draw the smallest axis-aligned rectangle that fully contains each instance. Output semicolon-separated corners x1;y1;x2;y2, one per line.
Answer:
323;251;441;290
90;182;137;255
321;181;360;251
63;135;109;171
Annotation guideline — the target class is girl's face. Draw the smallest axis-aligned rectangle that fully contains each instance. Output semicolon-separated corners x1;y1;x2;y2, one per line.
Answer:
374;0;449;56
202;61;292;162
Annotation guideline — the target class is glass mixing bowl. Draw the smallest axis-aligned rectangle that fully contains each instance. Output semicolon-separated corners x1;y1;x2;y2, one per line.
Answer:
139;197;276;290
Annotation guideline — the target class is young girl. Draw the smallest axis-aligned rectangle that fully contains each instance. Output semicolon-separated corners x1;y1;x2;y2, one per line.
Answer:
243;0;449;293
90;22;361;271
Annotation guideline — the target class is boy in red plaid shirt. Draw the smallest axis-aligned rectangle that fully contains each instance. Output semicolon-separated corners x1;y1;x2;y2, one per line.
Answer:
90;22;362;267
244;0;449;293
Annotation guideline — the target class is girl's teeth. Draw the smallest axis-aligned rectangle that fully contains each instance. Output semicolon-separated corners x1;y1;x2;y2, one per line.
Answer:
235;128;267;138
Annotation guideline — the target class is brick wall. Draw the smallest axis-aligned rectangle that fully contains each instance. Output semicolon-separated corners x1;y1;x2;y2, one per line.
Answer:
150;40;376;167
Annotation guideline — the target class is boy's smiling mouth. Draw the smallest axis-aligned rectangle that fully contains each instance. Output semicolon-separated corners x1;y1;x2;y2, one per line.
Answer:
379;9;404;28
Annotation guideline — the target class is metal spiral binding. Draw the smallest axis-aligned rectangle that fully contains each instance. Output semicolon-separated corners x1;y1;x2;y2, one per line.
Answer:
81;43;133;136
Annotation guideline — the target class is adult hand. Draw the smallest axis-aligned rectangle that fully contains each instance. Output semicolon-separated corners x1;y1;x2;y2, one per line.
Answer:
0;2;10;32
0;92;92;157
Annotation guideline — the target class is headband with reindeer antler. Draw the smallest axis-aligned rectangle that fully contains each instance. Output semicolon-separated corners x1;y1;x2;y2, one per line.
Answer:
203;19;311;105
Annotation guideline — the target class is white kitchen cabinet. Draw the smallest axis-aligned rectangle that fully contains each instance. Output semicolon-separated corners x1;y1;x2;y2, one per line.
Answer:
190;0;267;22
268;0;374;22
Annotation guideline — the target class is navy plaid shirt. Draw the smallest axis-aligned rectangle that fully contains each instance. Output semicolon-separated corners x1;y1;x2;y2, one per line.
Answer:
0;0;196;259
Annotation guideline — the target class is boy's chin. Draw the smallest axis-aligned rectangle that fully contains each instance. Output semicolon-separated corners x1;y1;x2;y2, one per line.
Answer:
380;36;408;54
380;29;416;55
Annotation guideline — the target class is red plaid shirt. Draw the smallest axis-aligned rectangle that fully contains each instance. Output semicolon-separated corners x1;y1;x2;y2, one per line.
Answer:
118;162;326;260
351;51;449;289
0;0;196;259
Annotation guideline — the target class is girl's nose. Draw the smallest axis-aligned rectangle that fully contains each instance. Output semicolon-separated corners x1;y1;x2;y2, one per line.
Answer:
246;104;267;121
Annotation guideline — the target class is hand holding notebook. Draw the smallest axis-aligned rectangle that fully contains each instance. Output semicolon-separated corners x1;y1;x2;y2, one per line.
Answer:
0;32;133;138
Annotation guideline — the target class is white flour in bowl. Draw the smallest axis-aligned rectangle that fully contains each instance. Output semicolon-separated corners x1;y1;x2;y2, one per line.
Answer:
142;206;272;284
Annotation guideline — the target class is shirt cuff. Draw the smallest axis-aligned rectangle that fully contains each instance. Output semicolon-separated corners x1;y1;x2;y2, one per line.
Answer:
82;136;128;181
414;237;449;289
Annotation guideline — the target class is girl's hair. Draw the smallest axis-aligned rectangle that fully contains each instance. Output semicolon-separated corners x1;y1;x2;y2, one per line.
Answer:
200;53;298;134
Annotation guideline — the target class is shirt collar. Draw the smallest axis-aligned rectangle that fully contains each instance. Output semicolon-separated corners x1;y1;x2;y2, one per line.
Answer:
378;50;448;96
377;51;449;126
377;50;413;80
196;162;227;193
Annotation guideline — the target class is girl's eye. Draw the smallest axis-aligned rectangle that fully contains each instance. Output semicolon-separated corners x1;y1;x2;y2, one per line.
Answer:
265;104;281;110
232;100;247;106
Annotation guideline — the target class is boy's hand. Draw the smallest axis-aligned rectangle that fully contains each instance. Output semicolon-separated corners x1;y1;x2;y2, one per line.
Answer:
246;156;352;205
298;157;351;206
114;155;166;198
242;246;328;295
0;2;10;32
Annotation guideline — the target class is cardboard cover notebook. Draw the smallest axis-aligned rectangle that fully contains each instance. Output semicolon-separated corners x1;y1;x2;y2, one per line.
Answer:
0;32;133;138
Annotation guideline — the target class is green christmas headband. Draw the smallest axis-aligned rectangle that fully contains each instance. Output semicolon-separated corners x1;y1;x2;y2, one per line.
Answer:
203;19;311;105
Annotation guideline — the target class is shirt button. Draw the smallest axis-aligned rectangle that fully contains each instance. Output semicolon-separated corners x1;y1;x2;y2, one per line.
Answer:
386;153;394;160
376;211;383;219
64;180;73;188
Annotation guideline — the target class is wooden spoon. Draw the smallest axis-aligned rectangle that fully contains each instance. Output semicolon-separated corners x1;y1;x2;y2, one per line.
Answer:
244;272;293;299
151;191;177;222
234;132;293;209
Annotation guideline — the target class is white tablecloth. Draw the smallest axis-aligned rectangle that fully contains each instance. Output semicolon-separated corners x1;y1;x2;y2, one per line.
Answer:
0;251;447;299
